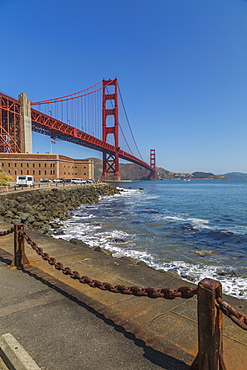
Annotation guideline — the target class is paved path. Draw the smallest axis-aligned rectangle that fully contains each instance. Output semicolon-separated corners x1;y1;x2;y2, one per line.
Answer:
0;225;246;369
0;255;186;370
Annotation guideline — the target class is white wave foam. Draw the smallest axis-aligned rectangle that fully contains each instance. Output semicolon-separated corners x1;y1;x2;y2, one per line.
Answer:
110;247;154;261
164;215;209;224
163;214;247;236
115;187;159;201
115;187;140;195
152;260;247;299
72;214;95;220
164;215;211;230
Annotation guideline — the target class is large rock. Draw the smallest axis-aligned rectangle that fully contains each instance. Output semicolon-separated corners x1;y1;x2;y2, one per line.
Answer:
69;238;90;249
17;204;35;214
18;212;30;222
4;210;14;218
0;204;6;215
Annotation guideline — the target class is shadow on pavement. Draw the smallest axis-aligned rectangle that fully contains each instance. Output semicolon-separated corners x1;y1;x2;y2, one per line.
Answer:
21;266;190;370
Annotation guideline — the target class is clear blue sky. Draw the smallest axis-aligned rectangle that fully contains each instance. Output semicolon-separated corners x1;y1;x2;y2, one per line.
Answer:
1;0;247;174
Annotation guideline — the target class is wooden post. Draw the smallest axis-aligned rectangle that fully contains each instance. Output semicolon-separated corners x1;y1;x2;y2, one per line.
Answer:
11;223;30;268
190;278;227;370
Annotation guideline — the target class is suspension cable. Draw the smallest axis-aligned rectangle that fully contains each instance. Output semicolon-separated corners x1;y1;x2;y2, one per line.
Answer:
119;124;134;155
105;86;134;155
31;80;102;104
31;80;113;105
118;86;144;161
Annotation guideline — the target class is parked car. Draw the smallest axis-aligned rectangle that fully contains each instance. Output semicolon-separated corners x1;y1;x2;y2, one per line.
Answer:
40;178;52;182
86;179;94;183
53;178;64;183
71;178;87;184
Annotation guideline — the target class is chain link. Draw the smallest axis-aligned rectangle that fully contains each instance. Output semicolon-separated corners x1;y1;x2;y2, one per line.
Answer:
0;227;14;236
21;230;197;299
216;297;247;331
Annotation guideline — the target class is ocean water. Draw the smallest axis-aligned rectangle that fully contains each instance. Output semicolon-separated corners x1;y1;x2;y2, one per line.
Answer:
53;180;247;299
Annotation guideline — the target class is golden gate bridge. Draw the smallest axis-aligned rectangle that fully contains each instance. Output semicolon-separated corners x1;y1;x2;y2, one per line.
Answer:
0;78;156;180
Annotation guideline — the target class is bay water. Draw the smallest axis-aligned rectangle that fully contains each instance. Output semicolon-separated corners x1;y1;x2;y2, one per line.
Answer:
53;179;247;299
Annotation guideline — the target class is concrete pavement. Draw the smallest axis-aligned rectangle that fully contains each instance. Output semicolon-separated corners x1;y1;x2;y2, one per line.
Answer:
0;224;246;369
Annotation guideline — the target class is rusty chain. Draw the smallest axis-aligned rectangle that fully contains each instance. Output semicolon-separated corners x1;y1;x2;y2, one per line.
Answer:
5;225;247;331
10;226;247;331
0;227;14;236
21;229;197;299
216;297;247;331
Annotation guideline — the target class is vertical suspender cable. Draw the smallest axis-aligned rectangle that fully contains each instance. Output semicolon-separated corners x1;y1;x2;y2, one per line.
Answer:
118;86;144;161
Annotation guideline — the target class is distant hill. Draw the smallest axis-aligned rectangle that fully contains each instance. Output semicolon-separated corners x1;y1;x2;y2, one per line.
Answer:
191;172;226;180
89;158;226;180
93;158;103;179
157;169;226;180
223;172;247;180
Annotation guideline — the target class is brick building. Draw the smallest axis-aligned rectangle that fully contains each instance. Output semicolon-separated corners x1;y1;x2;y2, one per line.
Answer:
0;153;94;182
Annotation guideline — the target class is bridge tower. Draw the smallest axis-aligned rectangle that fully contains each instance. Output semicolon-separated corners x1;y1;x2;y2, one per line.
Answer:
102;78;120;181
0;93;32;153
150;149;156;180
18;93;32;153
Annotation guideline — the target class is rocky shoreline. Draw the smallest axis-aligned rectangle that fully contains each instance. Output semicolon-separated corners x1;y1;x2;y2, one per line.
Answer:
0;183;121;236
0;183;155;268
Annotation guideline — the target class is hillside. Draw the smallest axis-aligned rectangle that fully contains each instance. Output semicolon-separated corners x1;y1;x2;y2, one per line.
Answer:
90;158;226;180
223;172;247;180
157;169;226;180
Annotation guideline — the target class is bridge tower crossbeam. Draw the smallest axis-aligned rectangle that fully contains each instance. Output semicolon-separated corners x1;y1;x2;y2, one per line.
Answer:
102;78;120;181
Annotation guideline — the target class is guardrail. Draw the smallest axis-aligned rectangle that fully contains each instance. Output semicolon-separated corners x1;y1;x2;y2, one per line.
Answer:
1;224;247;370
0;181;96;193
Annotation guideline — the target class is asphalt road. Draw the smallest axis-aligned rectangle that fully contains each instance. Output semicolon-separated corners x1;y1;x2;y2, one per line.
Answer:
0;254;189;370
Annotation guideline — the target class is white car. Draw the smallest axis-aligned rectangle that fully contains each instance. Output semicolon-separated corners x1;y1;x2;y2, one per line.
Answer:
71;178;87;184
53;178;64;183
40;178;52;182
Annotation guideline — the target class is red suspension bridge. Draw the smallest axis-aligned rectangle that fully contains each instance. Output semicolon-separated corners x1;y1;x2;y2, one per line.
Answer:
0;79;156;180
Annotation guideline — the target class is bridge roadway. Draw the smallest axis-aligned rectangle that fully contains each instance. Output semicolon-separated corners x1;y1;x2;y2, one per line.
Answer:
0;224;246;369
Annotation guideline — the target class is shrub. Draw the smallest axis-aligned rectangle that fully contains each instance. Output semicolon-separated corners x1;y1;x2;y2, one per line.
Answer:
0;171;14;186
